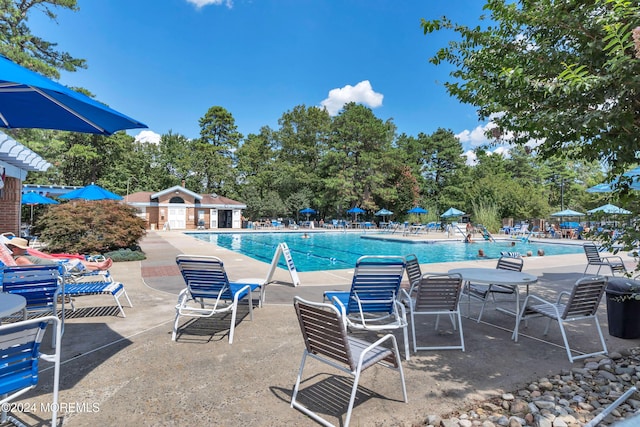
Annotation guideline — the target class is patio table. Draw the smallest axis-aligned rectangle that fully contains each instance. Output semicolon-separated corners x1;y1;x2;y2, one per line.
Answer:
0;293;26;318
448;267;538;339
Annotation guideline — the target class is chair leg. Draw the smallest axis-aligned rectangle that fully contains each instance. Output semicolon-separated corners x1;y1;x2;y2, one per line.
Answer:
456;310;465;351
402;324;410;361
228;302;238;344
410;310;417;354
556;319;575;362
171;310;181;341
345;367;363;427
476;296;488;323
291;351;336;427
391;338;408;404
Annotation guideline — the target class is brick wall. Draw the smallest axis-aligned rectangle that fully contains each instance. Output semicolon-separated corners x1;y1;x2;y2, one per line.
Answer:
0;176;21;234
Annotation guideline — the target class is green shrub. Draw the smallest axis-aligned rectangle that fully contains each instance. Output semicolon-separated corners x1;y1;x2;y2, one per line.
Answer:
104;248;146;262
471;200;501;233
35;200;147;254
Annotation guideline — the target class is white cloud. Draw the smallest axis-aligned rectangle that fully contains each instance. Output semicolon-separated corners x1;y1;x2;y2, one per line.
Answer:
456;121;500;148
462;150;477;166
320;80;383;116
492;146;511;157
134;130;162;145
186;0;233;9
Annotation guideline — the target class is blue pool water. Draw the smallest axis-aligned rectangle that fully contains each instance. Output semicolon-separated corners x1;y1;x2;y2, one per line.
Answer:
187;231;584;272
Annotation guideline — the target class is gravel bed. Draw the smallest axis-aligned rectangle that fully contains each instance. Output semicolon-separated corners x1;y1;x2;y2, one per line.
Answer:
423;348;640;427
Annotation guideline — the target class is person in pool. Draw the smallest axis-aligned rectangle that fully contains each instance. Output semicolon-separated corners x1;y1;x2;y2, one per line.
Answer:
465;233;473;243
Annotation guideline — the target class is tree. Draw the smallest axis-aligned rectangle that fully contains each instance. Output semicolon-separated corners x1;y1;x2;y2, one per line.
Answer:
195;106;242;193
0;0;85;77
320;103;397;215
422;0;640;176
275;105;331;202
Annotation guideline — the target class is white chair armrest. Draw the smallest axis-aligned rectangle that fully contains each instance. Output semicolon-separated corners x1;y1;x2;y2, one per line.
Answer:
555;291;571;304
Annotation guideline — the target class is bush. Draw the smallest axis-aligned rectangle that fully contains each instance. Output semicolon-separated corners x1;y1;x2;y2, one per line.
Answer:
35;200;147;254
104;248;146;262
471;200;501;233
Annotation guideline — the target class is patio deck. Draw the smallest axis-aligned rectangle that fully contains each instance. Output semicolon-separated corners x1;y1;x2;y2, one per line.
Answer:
6;230;639;426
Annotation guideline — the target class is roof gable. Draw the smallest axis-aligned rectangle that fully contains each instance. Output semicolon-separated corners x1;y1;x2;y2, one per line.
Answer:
151;185;201;200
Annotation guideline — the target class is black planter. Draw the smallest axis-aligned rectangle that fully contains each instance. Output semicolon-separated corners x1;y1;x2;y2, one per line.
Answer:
606;278;640;339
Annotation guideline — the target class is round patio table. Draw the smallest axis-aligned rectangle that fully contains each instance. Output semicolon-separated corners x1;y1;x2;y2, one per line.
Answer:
0;293;26;318
448;267;538;339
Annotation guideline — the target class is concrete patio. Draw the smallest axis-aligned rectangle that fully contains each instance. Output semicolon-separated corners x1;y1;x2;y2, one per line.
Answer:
6;230;640;426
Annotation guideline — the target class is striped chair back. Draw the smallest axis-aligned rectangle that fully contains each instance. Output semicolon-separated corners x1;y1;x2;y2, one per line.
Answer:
583;243;603;264
2;265;61;312
404;254;422;290
346;256;406;315
413;274;463;312
562;277;607;319
496;256;523;272
176;255;233;301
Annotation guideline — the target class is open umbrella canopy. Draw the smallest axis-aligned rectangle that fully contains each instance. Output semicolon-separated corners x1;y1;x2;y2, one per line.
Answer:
587;204;632;215
586;166;640;193
374;208;393;216
346;207;365;214
299;207;316;214
440;207;465;218
550;209;585;217
21;191;58;205
22;191;58;226
59;183;123;201
407;206;428;214
0;55;147;135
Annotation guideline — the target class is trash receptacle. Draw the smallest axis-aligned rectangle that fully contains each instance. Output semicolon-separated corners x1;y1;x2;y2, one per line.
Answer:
605;277;640;339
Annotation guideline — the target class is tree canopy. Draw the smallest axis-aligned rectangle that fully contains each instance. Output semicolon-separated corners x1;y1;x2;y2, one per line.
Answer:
5;0;632;237
422;0;640;177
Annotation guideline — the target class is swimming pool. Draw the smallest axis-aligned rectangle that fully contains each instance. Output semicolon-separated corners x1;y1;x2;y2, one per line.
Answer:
187;231;584;272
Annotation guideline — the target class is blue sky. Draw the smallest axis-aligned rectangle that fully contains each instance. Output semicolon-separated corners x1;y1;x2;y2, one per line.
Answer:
28;0;496;157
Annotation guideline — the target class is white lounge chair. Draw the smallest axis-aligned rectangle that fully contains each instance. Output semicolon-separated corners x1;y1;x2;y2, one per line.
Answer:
173;255;260;344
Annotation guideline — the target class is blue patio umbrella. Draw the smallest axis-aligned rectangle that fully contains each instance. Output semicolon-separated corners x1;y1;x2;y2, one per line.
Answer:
346;206;365;221
21;191;58;225
346;207;365;214
59;183;123;201
374;208;393;223
587;204;631;215
550;209;585;217
440;207;465;218
407;206;428;214
0;55;147;135
299;207;316;221
587;167;640;193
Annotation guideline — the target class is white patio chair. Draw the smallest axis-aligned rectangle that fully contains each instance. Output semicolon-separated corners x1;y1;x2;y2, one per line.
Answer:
323;255;410;360
513;276;608;363
291;297;407;427
583;243;627;276
402;273;465;352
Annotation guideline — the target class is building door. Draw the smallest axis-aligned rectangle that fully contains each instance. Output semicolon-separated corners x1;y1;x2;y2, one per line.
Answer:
168;207;186;229
218;210;232;228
